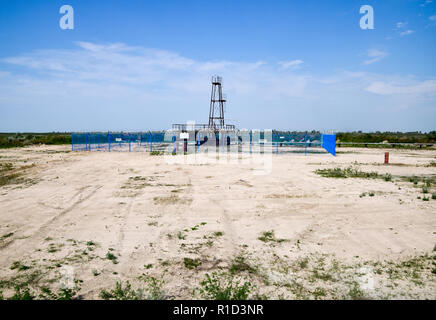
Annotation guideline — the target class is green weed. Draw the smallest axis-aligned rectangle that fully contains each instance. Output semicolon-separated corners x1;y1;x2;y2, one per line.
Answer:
183;257;201;270
198;272;253;300
258;230;288;243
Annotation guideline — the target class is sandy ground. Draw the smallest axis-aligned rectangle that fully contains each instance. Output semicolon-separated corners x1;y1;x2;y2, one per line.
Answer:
0;145;435;300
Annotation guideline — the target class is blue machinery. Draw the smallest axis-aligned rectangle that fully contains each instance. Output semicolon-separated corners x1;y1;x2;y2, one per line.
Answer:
71;132;337;156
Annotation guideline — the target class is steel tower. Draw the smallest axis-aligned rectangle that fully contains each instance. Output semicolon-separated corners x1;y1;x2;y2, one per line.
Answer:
208;76;226;129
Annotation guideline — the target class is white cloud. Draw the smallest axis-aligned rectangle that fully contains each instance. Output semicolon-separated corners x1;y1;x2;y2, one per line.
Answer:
395;22;415;36
430;15;436;21
363;49;388;65
278;60;304;70
0;42;435;131
365;80;436;96
396;22;406;29
400;30;414;36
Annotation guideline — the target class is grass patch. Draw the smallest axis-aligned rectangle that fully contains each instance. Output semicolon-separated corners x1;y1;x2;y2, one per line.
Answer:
198;272;253;300
177;231;186;240
0;232;14;241
106;251;118;264
38;287;78;300
100;275;166;300
183;257;201;270
6;286;35;300
47;244;59;253
347;282;366;300
229;255;258;275
10;261;32;272
150;151;163;156
258;230;289;243
384;173;392;181
99;281;143;300
315;167;381;179
0;163;22;187
153;195;192;205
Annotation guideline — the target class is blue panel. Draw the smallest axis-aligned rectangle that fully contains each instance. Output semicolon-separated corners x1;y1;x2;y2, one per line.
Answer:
321;134;336;156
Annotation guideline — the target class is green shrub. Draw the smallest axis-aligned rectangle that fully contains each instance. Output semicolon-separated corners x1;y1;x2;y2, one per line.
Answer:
258;230;288;243
100;281;143;300
100;276;166;300
198;272;253;300
8;286;35;300
183;257;201;270
0;133;71;149
39;287;77;300
315;167;380;179
229;255;257;275
10;261;31;271
106;251;118;264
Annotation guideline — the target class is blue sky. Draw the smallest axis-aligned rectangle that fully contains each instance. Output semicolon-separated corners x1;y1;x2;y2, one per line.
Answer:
0;0;435;132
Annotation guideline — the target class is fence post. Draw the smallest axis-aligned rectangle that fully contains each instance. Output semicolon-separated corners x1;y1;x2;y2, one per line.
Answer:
249;131;252;154
222;132;224;153
89;133;91;151
129;133;131;152
108;132;111;152
276;134;279;155
71;133;74;151
304;134;307;156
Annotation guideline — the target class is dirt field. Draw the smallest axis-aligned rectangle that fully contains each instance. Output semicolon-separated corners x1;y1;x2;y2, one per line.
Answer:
0;145;435;300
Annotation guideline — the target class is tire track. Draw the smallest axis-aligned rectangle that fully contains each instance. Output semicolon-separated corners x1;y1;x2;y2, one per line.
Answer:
0;185;102;251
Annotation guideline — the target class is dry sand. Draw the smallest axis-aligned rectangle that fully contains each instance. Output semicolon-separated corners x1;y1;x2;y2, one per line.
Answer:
0;145;435;299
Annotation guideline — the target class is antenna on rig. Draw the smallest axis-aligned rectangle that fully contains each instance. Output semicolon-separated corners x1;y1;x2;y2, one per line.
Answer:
208;76;226;129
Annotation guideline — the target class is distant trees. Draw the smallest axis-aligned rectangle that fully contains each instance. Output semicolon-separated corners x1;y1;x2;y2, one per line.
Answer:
336;131;436;143
0;133;71;148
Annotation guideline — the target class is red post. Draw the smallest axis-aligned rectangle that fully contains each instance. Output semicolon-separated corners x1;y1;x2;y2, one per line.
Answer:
384;152;389;164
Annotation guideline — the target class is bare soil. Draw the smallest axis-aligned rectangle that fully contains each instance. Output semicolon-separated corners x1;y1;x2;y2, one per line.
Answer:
0;145;435;300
